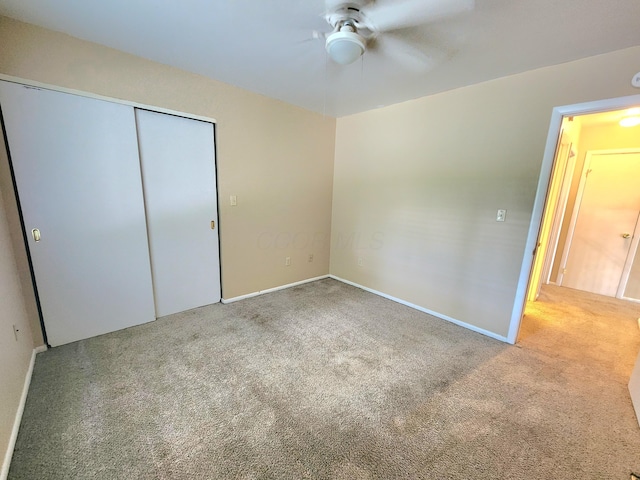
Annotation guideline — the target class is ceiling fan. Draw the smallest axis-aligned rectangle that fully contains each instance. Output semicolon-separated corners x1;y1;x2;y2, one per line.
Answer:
319;0;474;67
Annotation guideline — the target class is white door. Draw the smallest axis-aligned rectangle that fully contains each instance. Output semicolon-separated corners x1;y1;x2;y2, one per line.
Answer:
526;132;575;302
562;152;640;297
542;144;576;285
0;82;156;346
135;109;221;317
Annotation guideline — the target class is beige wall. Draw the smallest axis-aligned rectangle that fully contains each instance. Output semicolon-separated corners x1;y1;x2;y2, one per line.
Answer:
0;112;39;476
0;176;34;473
331;46;640;338
0;16;336;303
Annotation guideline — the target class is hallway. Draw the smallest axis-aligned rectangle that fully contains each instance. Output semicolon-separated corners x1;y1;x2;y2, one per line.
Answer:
520;284;640;383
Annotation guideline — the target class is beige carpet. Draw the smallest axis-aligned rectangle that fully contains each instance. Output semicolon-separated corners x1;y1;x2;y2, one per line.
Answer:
8;279;640;479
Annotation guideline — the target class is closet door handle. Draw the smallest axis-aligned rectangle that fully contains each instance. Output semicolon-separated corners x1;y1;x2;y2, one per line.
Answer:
622;233;631;239
32;228;41;242
211;221;215;230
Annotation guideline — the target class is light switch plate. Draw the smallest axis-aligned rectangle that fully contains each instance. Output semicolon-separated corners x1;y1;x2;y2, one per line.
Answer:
230;195;237;206
497;209;506;222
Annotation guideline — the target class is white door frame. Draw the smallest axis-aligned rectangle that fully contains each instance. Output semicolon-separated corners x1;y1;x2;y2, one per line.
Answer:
0;73;217;124
507;94;640;344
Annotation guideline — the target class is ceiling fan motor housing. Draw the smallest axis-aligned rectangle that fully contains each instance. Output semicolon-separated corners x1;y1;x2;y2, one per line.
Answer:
325;20;367;64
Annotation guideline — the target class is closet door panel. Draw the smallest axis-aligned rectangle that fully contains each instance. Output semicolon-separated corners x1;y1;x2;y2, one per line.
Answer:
136;109;220;316
0;81;155;346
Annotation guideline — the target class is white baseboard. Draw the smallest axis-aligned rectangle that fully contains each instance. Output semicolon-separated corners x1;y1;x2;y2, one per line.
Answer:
221;275;330;304
329;275;508;343
220;273;507;342
1;345;46;480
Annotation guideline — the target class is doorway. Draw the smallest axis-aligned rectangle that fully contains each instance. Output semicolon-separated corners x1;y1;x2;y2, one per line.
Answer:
508;94;640;344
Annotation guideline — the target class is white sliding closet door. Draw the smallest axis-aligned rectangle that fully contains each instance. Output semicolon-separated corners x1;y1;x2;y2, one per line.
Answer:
135;109;220;316
0;81;155;346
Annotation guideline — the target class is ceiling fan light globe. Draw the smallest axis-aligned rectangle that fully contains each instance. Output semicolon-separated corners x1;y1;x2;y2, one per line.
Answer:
326;31;365;65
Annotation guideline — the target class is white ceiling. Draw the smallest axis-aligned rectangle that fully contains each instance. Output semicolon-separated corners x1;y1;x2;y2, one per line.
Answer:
1;0;640;117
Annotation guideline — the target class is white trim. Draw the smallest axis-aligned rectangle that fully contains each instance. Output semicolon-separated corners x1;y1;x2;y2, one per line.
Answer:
0;74;217;124
34;345;48;354
508;93;640;345
221;275;330;304
329;275;509;343
1;345;46;480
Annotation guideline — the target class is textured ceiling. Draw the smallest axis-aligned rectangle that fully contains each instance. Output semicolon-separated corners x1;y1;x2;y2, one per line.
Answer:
1;0;640;117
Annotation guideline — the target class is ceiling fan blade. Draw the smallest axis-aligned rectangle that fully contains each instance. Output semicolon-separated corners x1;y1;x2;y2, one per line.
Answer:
294;29;329;46
371;34;444;72
308;30;328;41
363;0;474;33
